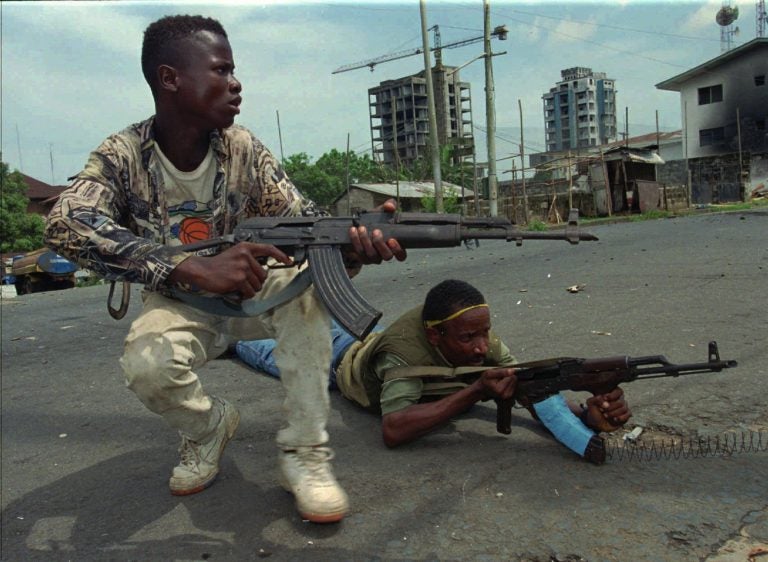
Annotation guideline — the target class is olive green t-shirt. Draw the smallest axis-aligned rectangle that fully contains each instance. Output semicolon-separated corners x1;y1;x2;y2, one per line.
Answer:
335;305;515;415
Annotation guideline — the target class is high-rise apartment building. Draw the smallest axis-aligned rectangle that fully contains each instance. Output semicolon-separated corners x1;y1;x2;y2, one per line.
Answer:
368;66;474;167
542;67;617;152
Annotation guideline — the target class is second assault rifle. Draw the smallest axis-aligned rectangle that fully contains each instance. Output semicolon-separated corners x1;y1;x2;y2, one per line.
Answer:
390;341;738;463
496;341;738;464
172;209;598;339
494;340;737;444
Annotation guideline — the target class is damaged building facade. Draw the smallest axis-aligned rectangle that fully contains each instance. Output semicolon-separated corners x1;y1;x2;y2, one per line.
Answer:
368;66;474;168
656;37;768;203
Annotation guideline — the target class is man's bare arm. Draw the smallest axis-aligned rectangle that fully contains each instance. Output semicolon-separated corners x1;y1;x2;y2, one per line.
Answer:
382;368;516;447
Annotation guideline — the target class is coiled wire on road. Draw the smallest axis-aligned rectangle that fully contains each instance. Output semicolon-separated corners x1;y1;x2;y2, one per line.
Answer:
606;430;768;461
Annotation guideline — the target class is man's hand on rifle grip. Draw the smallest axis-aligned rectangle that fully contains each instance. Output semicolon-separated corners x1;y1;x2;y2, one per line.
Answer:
169;242;292;299
346;199;407;267
475;367;517;400
583;387;632;433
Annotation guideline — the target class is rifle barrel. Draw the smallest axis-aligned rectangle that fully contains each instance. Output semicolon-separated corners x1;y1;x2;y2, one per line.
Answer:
633;359;738;379
459;228;598;242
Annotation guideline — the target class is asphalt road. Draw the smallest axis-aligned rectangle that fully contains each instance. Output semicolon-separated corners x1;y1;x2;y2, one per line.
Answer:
2;210;767;561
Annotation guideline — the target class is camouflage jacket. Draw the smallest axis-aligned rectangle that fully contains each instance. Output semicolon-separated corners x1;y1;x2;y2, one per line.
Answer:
44;117;320;291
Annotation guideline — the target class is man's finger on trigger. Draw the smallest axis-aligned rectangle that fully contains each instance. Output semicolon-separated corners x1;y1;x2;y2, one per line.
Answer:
264;245;292;265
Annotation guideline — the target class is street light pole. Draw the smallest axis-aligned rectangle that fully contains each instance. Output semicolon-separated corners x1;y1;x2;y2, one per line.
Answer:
484;0;499;216
420;0;443;212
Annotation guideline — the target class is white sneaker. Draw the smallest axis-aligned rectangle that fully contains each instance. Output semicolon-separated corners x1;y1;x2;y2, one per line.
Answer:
169;397;240;496
278;446;349;523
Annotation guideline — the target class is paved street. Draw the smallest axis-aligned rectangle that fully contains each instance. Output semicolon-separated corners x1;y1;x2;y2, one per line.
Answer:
2;210;767;561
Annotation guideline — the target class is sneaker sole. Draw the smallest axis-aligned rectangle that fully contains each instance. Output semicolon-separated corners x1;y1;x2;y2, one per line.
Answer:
170;470;219;496
278;475;348;524
298;509;347;524
169;406;241;496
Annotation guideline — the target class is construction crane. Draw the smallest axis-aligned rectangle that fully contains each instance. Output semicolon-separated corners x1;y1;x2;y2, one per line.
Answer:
332;24;508;74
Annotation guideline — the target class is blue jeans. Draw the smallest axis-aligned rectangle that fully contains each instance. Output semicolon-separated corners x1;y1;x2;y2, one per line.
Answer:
235;321;371;390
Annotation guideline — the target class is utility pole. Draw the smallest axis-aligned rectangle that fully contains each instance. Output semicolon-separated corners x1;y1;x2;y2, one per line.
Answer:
420;0;443;212
624;106;629;147
657;109;669;211
49;143;55;185
518;99;529;224
737;107;744;202
567;149;573;209
392;97;401;209
484;0;499;216
345;133;351;214
276;110;285;163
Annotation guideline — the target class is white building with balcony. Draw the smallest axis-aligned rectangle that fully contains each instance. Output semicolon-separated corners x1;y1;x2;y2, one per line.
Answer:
542;67;617;152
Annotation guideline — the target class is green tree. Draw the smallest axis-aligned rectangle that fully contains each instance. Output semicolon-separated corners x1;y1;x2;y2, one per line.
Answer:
0;162;45;253
400;145;474;191
282;152;339;206
283;150;398;206
281;144;475;209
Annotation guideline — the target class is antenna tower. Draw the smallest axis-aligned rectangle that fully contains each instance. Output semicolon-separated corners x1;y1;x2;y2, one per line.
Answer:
716;1;740;52
758;0;767;36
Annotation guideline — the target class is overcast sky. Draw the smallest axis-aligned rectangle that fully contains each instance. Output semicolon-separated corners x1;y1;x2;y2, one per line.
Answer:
1;0;758;185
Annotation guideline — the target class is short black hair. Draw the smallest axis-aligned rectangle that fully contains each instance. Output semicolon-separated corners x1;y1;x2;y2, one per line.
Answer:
141;15;228;92
422;279;486;326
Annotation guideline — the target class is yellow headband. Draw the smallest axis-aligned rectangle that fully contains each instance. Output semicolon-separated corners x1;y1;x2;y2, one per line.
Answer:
424;303;488;328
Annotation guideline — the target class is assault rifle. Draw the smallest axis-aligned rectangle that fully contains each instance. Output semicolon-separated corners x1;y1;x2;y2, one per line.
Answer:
494;341;738;436
173;209;598;339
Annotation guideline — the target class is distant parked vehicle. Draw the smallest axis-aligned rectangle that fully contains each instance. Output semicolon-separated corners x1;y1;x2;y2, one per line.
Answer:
10;248;77;294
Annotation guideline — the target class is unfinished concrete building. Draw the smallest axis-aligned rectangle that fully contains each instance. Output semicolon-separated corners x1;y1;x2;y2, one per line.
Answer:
368;66;474;168
543;67;618;152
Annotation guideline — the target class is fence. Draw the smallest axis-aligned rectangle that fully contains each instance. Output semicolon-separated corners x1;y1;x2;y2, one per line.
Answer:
462;181;691;223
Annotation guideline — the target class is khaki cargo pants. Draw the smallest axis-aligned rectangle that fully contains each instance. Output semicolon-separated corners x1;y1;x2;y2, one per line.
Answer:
119;266;332;448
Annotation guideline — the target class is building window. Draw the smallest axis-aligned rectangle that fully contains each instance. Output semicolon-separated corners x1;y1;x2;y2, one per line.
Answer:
755;75;766;86
757;119;766;131
699;127;725;146
698;84;723;105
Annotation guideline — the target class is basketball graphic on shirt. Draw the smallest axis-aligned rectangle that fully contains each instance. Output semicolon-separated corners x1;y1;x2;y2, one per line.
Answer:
179;217;211;244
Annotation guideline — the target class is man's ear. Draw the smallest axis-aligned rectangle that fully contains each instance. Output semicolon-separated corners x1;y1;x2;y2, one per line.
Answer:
157;64;179;93
424;326;441;346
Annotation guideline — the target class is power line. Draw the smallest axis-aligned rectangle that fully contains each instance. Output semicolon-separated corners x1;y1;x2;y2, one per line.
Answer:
490;10;696;69
492;6;720;43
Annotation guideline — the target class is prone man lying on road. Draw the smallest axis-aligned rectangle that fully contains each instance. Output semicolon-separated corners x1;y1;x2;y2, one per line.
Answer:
235;279;632;461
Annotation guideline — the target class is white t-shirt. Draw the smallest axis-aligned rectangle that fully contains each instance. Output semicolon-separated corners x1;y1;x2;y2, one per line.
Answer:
155;144;218;246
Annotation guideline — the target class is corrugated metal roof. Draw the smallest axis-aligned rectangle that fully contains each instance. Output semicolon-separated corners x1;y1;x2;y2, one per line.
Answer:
346;181;475;199
534;147;665;170
602;147;666;165
531;131;680;170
